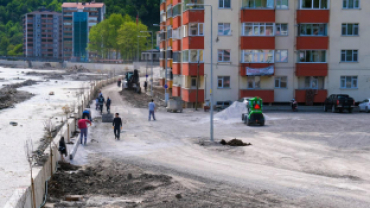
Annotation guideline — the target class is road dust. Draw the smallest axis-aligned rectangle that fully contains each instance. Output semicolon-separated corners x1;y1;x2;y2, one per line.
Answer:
119;86;165;109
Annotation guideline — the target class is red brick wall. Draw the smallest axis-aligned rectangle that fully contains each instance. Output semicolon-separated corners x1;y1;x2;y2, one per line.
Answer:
240;90;274;103
241;37;275;50
241;10;275;22
182;36;204;50
297;10;329;23
182;63;204;76
296;63;328;76
297;37;329;50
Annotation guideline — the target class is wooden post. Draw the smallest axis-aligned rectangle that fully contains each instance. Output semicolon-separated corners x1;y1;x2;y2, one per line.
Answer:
67;124;70;143
31;177;36;208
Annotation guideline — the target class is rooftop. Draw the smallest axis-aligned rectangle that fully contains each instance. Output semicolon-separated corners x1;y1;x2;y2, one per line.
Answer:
62;2;105;9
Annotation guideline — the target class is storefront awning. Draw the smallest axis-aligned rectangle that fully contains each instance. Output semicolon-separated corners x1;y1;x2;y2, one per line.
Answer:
246;66;274;76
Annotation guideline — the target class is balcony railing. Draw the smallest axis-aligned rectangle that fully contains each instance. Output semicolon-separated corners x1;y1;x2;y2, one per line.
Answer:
183;0;204;11
242;0;274;9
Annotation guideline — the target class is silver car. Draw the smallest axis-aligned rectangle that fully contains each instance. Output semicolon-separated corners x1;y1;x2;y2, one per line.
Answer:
358;99;370;113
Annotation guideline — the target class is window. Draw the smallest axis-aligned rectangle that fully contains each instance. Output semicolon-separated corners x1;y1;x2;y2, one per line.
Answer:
183;0;204;11
275;76;287;88
242;50;274;63
300;0;328;9
342;23;359;36
299;24;327;36
242;0;274;9
219;0;231;8
305;76;319;89
343;0;359;9
275;23;288;36
247;77;261;89
173;4;182;17
167;5;173;18
218;23;231;36
340;76;358;89
189;23;204;36
242;23;274;36
341;50;358;62
275;50;288;62
276;0;288;9
218;50;231;62
191;77;197;88
218;76;230;88
182;50;204;63
298;50;326;63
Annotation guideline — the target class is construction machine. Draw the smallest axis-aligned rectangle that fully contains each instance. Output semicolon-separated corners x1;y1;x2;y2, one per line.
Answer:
122;69;141;94
241;97;265;126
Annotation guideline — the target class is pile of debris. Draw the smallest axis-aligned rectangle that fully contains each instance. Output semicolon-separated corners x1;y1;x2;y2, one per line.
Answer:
67;65;90;73
220;138;252;146
4;79;38;89
0;87;33;109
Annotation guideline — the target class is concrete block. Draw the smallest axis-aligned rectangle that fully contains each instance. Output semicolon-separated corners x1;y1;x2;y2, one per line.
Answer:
102;113;114;123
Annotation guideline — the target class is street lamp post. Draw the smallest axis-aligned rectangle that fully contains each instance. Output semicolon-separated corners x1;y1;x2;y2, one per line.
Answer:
187;3;214;142
153;24;169;104
140;31;154;97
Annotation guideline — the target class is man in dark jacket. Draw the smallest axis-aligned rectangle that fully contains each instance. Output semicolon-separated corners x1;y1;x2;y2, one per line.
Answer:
98;95;105;114
112;113;122;140
106;97;111;114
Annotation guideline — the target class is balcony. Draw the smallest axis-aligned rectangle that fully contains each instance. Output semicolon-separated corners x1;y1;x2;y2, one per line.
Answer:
295;89;327;103
173;0;181;5
173;16;181;29
240;90;274;103
160;41;165;49
241;37;275;50
182;63;204;76
296;63;328;76
173;62;181;75
241;10;275;23
183;10;204;25
166;17;172;26
181;88;204;103
297;10;329;23
182;36;204;50
166;38;172;48
297;37;328;50
172;39;181;51
160;59;165;68
167;59;172;68
166;0;172;6
240;63;274;76
172;85;181;97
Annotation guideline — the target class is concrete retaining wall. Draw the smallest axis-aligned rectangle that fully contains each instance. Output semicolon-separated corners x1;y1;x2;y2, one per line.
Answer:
64;62;133;74
3;75;123;208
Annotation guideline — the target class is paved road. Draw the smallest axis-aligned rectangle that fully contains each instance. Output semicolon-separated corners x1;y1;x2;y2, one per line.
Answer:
72;83;370;208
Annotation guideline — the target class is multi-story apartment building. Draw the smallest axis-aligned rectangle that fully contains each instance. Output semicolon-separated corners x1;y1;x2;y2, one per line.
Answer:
23;8;62;58
159;0;370;107
62;2;106;62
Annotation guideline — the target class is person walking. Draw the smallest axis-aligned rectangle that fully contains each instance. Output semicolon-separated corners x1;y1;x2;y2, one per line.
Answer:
148;99;156;121
58;136;67;162
82;109;91;121
112;113;122;140
78;116;92;145
106;97;111;114
98;94;105;114
144;81;148;92
95;98;99;110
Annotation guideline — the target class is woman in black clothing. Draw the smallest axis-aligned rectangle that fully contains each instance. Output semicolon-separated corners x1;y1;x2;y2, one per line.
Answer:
58;137;68;162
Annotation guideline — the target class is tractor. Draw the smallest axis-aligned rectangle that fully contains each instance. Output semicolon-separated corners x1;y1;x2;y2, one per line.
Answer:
122;69;141;94
241;97;265;126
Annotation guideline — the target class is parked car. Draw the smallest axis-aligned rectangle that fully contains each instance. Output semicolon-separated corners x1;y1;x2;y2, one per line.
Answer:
358;99;370;113
324;94;355;113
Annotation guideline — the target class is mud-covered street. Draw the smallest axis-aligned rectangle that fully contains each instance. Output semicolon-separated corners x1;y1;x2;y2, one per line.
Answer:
47;83;370;208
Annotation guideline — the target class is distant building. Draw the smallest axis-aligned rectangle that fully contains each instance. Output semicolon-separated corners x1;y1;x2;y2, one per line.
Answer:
23;8;62;58
141;49;160;62
62;2;106;62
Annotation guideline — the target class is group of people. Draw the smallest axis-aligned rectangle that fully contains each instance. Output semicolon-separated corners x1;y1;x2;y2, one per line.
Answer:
58;91;158;161
95;91;111;114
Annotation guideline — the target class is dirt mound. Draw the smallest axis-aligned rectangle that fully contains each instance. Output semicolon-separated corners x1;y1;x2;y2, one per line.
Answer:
0;88;33;109
48;162;172;198
220;139;252;146
4;79;38;89
58;162;80;171
214;101;247;120
67;65;90;73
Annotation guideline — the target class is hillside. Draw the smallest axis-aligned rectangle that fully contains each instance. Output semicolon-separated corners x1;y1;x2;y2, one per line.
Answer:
0;0;159;56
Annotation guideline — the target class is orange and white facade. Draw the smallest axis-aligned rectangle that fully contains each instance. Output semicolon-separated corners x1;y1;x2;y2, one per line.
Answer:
159;0;370;106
